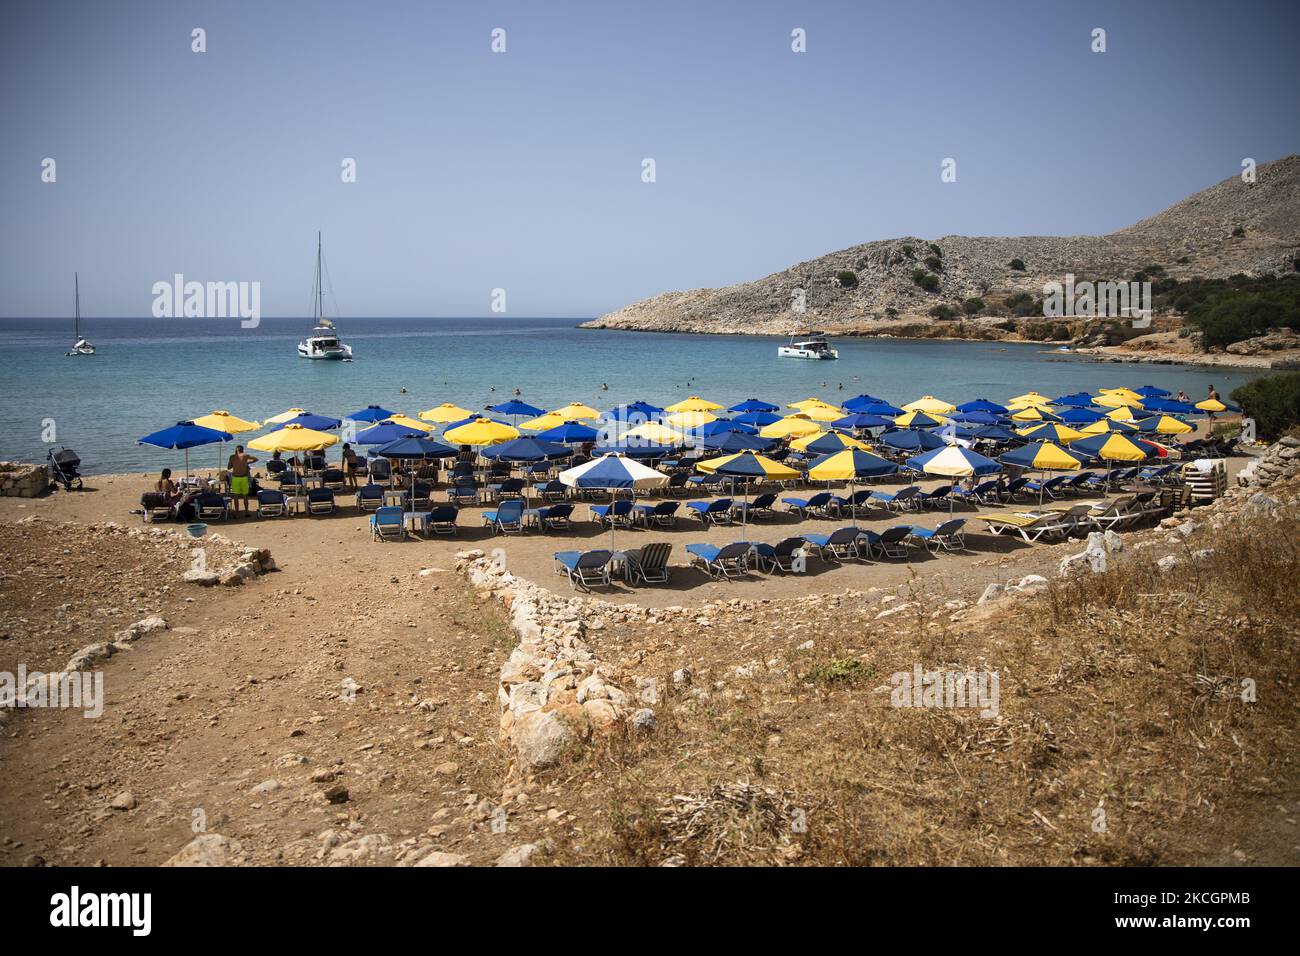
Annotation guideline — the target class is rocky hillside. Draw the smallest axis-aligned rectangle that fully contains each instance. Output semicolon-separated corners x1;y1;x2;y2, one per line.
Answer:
585;156;1300;336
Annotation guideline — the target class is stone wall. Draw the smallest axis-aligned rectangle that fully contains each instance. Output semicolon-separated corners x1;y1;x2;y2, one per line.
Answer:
0;462;49;498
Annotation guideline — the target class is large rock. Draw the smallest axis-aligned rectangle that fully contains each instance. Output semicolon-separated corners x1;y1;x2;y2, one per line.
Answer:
163;834;244;867
183;568;220;586
495;843;540;867
513;710;574;772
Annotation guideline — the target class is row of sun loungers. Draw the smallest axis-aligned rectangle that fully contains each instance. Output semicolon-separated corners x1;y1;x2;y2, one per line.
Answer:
977;490;1179;543
550;520;969;590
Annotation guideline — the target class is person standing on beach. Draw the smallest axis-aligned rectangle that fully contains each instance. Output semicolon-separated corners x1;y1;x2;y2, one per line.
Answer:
341;442;359;490
227;445;257;513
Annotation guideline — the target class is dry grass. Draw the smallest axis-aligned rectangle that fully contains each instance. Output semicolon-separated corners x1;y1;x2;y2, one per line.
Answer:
548;508;1300;866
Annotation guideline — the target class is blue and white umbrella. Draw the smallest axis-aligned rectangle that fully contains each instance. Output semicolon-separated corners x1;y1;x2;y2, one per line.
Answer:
139;420;233;477
559;453;669;546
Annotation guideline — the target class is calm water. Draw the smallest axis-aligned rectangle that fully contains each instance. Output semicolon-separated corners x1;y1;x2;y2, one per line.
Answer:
0;317;1263;474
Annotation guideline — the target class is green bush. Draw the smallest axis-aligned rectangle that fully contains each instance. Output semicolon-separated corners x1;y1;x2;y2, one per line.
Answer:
884;306;899;317
924;255;944;273
1004;291;1040;317
929;304;959;320
835;270;859;289
962;297;985;315
1232;372;1300;440
911;269;940;292
928;243;942;257
901;244;915;258
1231;225;1246;237
1186;276;1300;349
1008;258;1026;271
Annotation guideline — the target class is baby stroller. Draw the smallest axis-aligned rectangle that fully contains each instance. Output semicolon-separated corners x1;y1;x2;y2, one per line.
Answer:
46;447;84;491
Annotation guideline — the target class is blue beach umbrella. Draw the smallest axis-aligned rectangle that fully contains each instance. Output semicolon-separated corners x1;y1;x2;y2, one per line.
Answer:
345;405;398;423
486;399;545;419
1141;397;1196;414
1057;406;1106;424
373;435;459;505
443;415;512;432
1134;385;1172;398
602;401;665;421
947;410;999;426
973;424;1023;443
701;431;773;453
696;418;759;437
139;421;234;477
860;402;906;417
283;412;342;431
559;453;670;547
355;420;422;445
732;410;782;427
536;420;600;444
1051;392;1096;408
842;394;890;411
727;398;780;413
956;398;1009;414
481;437;572;462
592;442;677;460
878;428;946;452
832;412;894;430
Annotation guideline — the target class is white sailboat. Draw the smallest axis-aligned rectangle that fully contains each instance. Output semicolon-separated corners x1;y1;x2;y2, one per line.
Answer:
297;232;353;360
66;273;95;356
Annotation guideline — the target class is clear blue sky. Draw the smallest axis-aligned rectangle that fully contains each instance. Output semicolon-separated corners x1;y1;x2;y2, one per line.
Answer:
2;0;1297;319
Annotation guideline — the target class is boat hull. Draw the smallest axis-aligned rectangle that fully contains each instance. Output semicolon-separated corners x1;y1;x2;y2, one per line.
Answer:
778;347;838;360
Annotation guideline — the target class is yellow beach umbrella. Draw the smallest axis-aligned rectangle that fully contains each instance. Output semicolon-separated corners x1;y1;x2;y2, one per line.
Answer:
893;410;947;428
384;414;433;433
696;452;799;480
1017;422;1085;443
549;402;601;420
193;411;261;470
622;421;685;445
1099;387;1144;401
263;407;308;426
788;398;841;412
1106;405;1140;421
665;395;724;413
665;409;717;428
1010;391;1051;404
443;418;520;446
1079;417;1139;436
1195;398;1227;413
902;395;956;414
1093;392;1144;409
790;430;868;452
1139;415;1193;435
419;403;474;423
519;412;567;432
1009;406;1060;422
759;415;821;439
193;410;260;433
248;423;339;453
796;404;846;423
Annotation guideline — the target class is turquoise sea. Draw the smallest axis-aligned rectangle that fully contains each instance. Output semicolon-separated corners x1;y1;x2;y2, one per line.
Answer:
0;317;1264;475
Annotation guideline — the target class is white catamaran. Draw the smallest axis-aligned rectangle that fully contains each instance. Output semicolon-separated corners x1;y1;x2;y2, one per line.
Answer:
66;273;95;356
298;233;353;360
778;331;838;360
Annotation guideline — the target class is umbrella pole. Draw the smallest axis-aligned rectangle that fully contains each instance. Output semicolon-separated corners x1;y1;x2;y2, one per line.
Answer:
184;447;191;480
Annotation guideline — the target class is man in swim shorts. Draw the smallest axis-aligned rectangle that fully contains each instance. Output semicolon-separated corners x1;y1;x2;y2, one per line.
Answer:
227;445;258;513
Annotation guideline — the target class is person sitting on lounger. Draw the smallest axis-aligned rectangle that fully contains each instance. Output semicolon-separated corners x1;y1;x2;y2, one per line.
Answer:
227;445;257;514
155;467;180;505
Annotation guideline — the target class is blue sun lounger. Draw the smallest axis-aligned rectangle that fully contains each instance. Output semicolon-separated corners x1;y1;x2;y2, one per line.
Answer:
685;541;752;578
863;525;913;558
553;549;614;590
869;486;920;511
802;527;867;561
686;498;733;524
907;518;967;553
751;536;806;573
781;492;837;518
482;499;525;534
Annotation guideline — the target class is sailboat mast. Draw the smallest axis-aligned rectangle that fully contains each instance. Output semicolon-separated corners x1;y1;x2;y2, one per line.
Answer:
74;272;80;339
316;232;323;322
